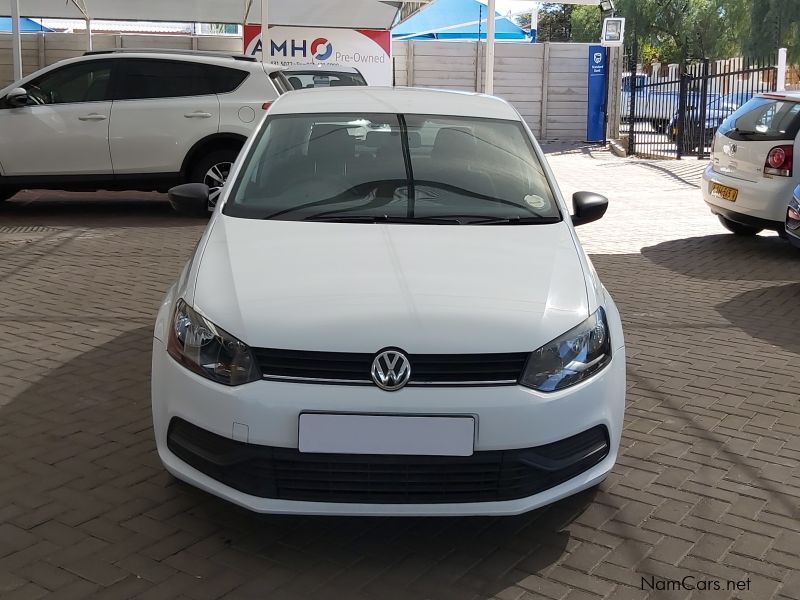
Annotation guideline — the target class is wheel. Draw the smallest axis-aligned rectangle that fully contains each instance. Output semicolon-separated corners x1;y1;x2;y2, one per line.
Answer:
188;147;240;211
0;186;17;202
717;215;762;236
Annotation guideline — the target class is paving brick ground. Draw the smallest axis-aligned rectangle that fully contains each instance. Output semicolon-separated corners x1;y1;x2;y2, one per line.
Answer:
1;145;799;600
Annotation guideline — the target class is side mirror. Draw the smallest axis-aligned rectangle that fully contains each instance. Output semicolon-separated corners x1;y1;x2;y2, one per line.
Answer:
6;87;29;108
571;191;608;226
168;183;210;217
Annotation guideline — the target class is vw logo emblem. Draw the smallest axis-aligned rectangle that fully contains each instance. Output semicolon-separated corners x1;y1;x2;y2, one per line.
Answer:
371;349;411;391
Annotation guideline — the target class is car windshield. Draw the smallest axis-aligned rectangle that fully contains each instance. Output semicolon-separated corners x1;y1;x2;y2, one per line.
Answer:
719;97;800;141
225;113;561;224
287;72;367;89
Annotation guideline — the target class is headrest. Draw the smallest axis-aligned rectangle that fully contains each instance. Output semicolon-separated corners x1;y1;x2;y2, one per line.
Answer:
432;127;476;160
365;131;399;148
308;125;354;160
364;130;421;149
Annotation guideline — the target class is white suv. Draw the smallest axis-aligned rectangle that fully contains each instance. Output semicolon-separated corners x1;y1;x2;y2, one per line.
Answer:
703;91;800;235
0;49;290;208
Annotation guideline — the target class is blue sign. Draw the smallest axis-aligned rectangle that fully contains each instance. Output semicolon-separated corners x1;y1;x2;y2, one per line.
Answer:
586;45;608;142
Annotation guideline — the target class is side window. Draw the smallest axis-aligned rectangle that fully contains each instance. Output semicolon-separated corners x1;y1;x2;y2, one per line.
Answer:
203;65;248;94
115;59;215;100
25;61;112;105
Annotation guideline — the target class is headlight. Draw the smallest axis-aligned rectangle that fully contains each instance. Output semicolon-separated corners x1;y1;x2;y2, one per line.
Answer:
167;299;260;385
787;191;800;231
520;308;611;392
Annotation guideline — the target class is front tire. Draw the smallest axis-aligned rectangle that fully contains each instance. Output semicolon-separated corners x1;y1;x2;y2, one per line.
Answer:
188;148;240;211
717;215;762;236
0;187;17;202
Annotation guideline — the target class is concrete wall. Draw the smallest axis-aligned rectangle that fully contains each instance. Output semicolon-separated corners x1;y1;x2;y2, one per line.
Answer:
1;33;595;140
395;40;593;140
0;32;242;84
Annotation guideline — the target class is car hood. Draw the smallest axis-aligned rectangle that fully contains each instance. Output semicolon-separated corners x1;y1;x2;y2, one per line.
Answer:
192;217;590;354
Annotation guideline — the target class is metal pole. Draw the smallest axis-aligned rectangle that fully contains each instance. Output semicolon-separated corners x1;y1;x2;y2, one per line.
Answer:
530;2;539;43
260;0;269;63
777;47;787;92
485;0;496;95
697;58;709;159
86;18;93;51
11;0;22;81
627;38;637;156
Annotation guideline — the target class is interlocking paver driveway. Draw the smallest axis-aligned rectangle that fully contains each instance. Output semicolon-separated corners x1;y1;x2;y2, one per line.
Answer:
1;147;798;600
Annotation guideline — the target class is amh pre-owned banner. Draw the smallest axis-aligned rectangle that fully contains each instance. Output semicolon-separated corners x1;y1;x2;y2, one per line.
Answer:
244;25;392;86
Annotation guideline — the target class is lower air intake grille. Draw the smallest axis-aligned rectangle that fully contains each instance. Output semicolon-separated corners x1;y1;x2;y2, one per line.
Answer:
167;418;609;504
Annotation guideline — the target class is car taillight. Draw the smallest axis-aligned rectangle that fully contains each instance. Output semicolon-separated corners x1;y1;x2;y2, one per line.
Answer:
261;102;273;110
764;145;793;177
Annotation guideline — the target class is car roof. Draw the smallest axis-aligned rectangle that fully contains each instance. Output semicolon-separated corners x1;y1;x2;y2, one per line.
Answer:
284;65;362;75
270;87;521;120
59;50;284;72
758;90;800;102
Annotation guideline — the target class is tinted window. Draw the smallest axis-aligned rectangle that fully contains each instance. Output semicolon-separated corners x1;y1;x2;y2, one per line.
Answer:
116;59;216;100
719;97;800;141
206;65;248;94
287;71;367;89
226;113;559;224
24;61;112;105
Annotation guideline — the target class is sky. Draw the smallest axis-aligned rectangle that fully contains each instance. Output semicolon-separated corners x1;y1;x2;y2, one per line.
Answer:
491;1;539;16
481;0;601;15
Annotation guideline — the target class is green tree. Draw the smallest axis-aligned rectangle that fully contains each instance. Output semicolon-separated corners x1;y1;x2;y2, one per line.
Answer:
745;0;800;60
570;5;601;43
527;0;799;63
614;0;798;62
534;3;574;42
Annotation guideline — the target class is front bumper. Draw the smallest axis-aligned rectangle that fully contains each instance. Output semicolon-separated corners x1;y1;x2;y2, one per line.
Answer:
702;164;795;229
151;340;625;516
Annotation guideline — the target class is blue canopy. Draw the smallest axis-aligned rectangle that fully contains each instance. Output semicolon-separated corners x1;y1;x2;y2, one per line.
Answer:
393;0;527;41
0;17;52;32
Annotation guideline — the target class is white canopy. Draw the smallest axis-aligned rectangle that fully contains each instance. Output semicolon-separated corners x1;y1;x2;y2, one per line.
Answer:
0;0;425;29
2;0;428;80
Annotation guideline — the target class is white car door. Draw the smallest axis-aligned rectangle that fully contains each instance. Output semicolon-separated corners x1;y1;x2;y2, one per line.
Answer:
109;58;220;175
0;60;114;176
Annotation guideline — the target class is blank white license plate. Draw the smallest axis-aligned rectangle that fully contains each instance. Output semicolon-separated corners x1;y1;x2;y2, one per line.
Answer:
298;413;475;456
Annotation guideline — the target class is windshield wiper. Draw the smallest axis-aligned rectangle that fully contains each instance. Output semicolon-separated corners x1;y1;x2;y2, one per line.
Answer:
303;214;464;225
464;215;562;225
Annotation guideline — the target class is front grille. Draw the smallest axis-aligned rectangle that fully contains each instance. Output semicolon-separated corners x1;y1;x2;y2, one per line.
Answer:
167;418;609;504
252;348;529;385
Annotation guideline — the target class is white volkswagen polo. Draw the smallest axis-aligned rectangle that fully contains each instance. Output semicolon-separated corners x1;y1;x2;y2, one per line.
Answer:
151;87;626;516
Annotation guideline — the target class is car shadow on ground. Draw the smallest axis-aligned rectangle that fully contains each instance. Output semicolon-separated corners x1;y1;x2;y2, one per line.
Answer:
717;283;800;354
1;325;597;598
1;192;204;228
613;233;800;354
640;233;798;281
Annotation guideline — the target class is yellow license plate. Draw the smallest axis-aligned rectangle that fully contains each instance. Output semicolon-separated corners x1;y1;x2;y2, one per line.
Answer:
711;183;738;202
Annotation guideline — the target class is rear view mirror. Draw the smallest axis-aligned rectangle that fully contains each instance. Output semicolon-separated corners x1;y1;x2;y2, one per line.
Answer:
571;191;608;226
6;87;29;108
168;183;210;217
